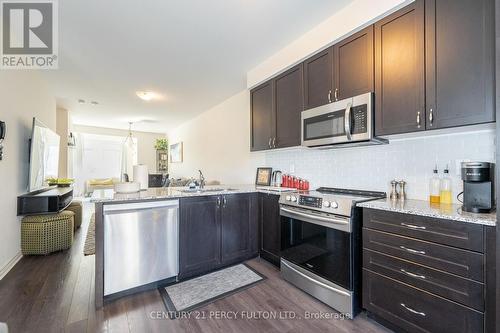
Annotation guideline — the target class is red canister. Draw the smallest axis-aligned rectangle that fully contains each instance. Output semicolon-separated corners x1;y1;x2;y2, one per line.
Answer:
282;175;289;187
294;177;300;189
304;180;310;190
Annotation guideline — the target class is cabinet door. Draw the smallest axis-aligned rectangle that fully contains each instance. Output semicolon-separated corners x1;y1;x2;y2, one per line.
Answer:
250;81;274;151
259;193;281;266
179;196;221;279
303;47;334;110
275;64;303;148
425;0;494;129
374;1;425;136
334;25;374;100
221;193;258;265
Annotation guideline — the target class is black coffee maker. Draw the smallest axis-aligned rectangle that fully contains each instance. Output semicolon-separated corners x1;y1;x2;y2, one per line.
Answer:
461;162;495;213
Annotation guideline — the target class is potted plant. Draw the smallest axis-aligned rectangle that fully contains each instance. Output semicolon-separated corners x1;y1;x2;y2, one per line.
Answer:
154;138;168;150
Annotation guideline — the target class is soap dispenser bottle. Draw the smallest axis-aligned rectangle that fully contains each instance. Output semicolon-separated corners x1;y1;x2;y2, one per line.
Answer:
429;166;440;204
440;165;452;204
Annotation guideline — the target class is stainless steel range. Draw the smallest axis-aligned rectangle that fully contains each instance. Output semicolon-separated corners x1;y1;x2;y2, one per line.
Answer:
279;187;386;318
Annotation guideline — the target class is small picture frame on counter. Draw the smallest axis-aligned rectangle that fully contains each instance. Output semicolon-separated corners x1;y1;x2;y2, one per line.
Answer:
255;167;272;186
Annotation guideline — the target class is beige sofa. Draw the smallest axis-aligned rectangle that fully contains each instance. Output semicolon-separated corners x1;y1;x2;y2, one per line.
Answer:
85;178;120;196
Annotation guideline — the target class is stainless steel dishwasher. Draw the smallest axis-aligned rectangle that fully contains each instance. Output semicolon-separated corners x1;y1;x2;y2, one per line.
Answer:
103;200;179;296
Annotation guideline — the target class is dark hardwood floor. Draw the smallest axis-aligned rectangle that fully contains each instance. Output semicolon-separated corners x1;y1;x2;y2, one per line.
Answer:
0;202;391;333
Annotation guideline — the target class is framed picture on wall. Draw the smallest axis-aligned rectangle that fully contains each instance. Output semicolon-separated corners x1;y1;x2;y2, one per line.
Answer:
170;142;183;163
255;167;272;186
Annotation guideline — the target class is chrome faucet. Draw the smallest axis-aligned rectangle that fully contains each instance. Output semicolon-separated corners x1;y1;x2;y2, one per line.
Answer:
198;170;206;189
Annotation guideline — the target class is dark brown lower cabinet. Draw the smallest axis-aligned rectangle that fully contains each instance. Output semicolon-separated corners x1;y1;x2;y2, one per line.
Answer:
362;208;490;333
259;193;281;266
364;270;483;333
179;193;258;279
221;193;258;265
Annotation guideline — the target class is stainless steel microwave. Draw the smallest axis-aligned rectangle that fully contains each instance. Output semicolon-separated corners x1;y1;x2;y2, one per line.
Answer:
301;92;387;148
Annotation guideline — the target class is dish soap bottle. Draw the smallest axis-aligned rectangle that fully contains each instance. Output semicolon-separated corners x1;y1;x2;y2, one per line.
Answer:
429;166;440;204
440;166;452;204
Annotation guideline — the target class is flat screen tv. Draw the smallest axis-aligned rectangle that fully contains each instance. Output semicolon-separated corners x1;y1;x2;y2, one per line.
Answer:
28;118;60;193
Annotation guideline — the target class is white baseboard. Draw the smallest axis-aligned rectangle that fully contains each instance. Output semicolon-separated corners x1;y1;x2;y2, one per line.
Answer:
0;252;22;280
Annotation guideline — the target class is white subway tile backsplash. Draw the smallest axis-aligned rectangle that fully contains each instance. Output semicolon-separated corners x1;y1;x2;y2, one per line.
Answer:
265;129;495;203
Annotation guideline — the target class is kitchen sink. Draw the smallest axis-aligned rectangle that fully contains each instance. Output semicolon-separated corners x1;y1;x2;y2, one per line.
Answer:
179;188;238;193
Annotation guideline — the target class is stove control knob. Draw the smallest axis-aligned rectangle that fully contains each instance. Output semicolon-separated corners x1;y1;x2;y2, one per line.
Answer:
330;201;339;209
291;196;297;202
323;201;331;208
285;195;291;201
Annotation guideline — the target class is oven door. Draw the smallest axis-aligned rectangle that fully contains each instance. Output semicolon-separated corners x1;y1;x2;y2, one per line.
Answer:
280;205;352;290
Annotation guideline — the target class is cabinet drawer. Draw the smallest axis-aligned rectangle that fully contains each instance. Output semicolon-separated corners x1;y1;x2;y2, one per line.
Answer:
363;228;484;282
363;249;484;310
363;269;483;333
363;209;484;252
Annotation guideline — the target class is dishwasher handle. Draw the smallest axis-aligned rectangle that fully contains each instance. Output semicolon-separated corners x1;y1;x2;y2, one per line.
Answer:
103;200;179;213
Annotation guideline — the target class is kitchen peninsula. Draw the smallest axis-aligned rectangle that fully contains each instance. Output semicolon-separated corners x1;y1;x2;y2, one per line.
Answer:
91;185;281;308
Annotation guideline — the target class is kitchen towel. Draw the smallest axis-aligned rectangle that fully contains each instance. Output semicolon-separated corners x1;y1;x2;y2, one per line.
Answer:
133;164;149;190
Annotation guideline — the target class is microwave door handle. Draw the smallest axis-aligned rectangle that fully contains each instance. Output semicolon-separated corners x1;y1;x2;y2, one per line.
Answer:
344;103;352;141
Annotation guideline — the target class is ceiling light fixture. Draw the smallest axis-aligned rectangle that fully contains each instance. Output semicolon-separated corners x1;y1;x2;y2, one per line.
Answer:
78;99;85;104
90;101;99;106
136;91;156;101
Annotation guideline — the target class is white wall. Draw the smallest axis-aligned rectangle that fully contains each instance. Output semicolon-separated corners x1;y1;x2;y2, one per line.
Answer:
56;107;70;178
265;127;496;203
73;125;166;173
0;71;56;276
247;0;411;88
168;90;265;184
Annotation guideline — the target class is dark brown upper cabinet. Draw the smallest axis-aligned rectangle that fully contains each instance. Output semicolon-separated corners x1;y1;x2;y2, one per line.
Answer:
303;47;334;109
334;25;374;101
250;81;274;151
250;64;303;151
275;64;304;148
425;0;495;130
374;0;426;136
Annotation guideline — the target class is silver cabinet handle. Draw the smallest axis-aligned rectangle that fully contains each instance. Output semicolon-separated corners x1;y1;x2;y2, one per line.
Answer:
401;223;426;230
416;111;421;128
216;197;221;208
272;137;276;148
400;246;426;255
328;90;332;103
334;88;339;101
344;103;352;141
268;137;272;149
401;269;426;279
429;108;434;126
223;196;227;208
400;303;426;317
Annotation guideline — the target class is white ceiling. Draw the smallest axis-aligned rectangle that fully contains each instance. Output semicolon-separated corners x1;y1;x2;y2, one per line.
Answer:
43;0;351;133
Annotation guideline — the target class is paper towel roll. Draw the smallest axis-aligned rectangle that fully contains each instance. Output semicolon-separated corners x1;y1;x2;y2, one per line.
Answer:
133;164;149;190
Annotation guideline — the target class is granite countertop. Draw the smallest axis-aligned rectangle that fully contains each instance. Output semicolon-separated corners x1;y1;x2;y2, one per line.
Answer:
90;184;292;203
358;199;496;226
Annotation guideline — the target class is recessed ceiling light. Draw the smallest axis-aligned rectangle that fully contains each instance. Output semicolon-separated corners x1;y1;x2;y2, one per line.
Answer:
78;99;85;104
136;91;156;101
90;101;99;106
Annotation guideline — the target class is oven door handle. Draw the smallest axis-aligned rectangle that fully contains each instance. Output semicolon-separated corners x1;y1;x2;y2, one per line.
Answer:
280;207;349;226
281;260;351;297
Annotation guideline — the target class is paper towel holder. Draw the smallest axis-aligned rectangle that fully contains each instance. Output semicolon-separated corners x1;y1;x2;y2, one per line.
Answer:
133;164;149;190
